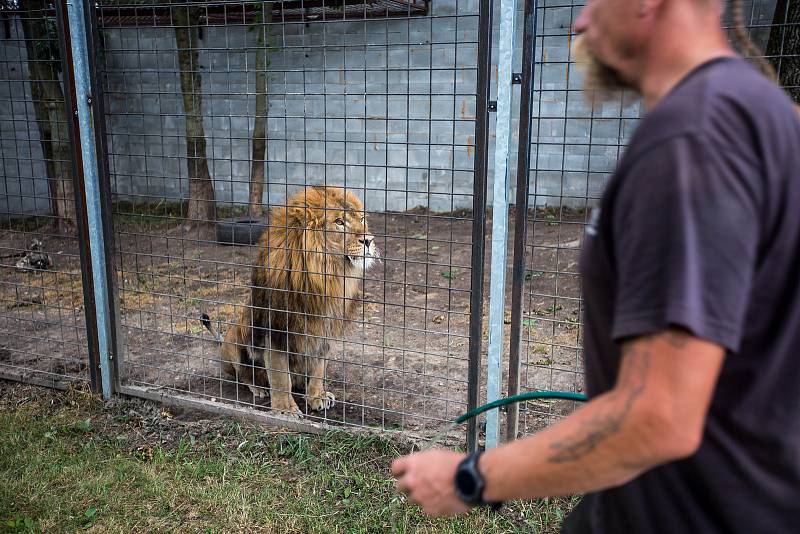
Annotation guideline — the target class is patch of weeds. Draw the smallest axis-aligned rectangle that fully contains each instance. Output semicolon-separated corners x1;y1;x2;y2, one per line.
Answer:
216;204;250;219
535;304;563;316
522;318;539;328
440;268;461;280
81;507;98;530
3;514;39;534
182;297;202;309
544;214;560;227
186;322;206;335
112;200;194;229
532;358;554;366
272;433;315;466
0;216;49;233
524;495;582;532
533;344;550;355
70;418;93;434
524;270;545;281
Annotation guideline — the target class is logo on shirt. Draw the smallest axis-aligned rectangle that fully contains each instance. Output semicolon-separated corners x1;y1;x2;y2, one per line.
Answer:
586;207;601;237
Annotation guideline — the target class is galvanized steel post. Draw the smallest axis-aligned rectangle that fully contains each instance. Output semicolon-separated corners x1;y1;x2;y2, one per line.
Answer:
485;0;519;448
64;0;113;399
507;0;539;442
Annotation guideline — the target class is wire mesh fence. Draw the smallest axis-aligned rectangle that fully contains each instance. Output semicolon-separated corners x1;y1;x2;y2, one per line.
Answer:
95;0;485;438
0;0;797;443
509;0;800;437
509;0;641;437
0;2;92;389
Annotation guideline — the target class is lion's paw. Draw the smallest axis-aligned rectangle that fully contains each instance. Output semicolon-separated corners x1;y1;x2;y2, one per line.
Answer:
308;391;336;411
271;396;303;418
247;385;268;399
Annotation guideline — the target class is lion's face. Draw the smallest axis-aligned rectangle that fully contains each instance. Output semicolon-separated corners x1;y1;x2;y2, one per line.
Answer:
331;208;380;273
289;187;380;274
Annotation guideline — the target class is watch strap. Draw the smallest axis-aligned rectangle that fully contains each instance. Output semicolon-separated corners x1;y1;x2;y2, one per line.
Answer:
455;450;504;510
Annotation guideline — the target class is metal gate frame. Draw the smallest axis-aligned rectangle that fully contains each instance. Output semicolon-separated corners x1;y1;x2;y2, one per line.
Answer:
8;0;795;449
46;0;548;450
53;0;494;449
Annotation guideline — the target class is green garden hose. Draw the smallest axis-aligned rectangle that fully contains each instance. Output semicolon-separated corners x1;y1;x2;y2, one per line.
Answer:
455;391;588;425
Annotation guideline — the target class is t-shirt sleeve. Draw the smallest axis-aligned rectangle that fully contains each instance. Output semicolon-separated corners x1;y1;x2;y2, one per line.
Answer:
611;134;760;352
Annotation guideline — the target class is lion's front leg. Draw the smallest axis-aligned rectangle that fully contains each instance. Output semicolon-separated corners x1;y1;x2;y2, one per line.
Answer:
241;347;269;400
266;349;302;417
305;356;335;411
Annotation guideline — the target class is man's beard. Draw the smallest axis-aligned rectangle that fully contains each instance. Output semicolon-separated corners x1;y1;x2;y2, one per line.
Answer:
571;34;634;108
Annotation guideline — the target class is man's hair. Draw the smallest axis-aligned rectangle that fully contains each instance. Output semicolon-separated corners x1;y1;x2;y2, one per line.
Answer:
729;0;778;81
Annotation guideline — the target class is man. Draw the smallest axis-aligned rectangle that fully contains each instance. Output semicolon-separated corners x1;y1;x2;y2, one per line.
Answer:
391;0;800;532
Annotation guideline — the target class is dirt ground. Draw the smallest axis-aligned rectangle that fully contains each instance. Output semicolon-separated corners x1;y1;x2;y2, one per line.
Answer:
0;207;588;440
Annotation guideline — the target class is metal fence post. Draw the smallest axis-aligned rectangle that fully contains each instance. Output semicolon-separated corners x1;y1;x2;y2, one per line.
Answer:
506;0;539;442
84;1;122;393
55;0;101;393
485;0;519;449
466;0;493;453
59;0;114;399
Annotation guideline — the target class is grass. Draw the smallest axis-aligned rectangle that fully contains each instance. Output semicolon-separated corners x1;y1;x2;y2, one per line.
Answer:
0;383;577;533
112;201;250;231
0;216;50;233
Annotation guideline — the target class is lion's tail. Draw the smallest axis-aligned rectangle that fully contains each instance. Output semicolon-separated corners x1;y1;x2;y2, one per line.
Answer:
199;313;224;343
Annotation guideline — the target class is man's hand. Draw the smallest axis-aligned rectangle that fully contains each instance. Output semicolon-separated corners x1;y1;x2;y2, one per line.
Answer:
391;449;471;517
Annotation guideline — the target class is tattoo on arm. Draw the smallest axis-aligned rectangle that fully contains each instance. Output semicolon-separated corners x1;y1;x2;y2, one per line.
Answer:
664;329;690;349
547;340;652;463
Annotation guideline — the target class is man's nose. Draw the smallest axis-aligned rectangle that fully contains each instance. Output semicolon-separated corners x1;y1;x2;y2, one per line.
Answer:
573;5;589;34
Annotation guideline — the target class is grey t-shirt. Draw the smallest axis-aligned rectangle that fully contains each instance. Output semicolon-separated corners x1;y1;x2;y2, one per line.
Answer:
577;57;800;533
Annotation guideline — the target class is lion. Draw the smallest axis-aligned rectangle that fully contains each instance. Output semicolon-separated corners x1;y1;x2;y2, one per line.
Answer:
201;186;380;416
200;308;268;400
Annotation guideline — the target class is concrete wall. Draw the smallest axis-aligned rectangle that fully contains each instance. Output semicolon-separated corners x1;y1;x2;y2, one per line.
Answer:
0;17;53;217
0;0;781;216
102;1;482;213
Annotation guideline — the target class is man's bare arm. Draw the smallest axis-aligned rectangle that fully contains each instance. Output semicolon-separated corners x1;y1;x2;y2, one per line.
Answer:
480;329;724;501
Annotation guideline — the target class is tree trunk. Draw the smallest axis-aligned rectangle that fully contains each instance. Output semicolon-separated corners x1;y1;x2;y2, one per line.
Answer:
19;0;77;234
767;0;800;103
249;2;271;218
173;4;216;224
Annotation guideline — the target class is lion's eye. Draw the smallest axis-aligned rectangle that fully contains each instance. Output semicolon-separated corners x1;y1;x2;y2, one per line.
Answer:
334;218;344;227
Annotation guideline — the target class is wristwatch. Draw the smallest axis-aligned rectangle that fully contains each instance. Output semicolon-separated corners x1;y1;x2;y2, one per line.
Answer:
454;450;503;510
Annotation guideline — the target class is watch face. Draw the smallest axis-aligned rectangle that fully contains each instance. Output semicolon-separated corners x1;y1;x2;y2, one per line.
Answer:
456;469;478;497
